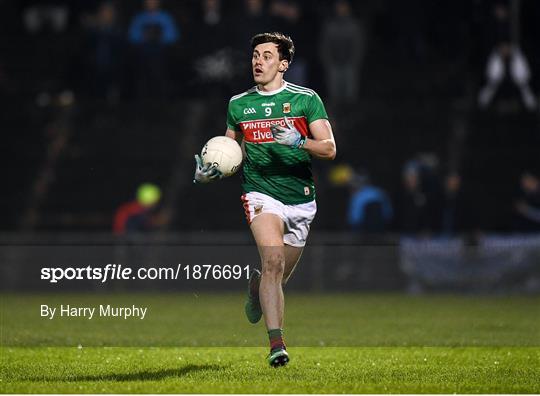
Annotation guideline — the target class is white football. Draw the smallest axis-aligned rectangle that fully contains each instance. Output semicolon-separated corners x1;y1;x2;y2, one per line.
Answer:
201;136;243;177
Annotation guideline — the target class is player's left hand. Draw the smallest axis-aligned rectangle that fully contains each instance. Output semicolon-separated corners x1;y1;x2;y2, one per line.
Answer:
270;117;306;149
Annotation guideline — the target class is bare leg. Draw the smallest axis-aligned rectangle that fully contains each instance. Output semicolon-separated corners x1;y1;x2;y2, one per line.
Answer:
250;214;285;331
283;245;303;284
280;245;303;328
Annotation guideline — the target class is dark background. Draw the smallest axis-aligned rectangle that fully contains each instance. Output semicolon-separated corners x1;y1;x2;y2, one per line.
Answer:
1;0;540;294
2;0;540;233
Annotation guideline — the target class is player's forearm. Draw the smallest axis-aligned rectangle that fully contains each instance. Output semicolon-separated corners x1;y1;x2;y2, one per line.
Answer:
302;138;336;160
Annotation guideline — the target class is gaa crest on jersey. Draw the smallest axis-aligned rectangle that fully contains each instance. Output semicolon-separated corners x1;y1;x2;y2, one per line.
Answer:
283;103;291;113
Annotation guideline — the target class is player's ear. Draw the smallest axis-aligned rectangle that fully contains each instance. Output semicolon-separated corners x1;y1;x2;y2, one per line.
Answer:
279;60;289;73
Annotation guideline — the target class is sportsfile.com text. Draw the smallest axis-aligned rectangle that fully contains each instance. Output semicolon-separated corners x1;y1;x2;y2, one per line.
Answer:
40;264;250;284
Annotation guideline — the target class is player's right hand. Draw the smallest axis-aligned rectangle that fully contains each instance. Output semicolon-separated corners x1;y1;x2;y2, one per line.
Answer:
193;154;222;184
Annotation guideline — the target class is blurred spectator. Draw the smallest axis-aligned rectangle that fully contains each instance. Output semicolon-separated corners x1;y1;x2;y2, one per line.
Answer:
514;172;540;231
347;170;392;233
478;44;537;111
82;2;125;102
23;1;69;33
319;0;364;106
128;0;178;45
192;0;227;56
228;0;272;89
269;0;307;85
398;158;443;235
113;183;163;235
399;161;426;234
393;0;427;63
477;3;537;111
128;0;179;99
201;0;222;26
441;172;462;235
20;1;75;105
192;0;237;98
233;0;272;52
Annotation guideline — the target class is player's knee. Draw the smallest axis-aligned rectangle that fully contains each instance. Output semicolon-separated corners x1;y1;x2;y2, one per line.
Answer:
262;254;285;280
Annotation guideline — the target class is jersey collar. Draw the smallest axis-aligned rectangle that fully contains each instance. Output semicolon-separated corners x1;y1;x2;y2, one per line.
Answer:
256;81;288;96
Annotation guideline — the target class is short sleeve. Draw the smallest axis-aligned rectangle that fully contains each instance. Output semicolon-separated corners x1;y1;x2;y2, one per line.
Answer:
305;92;328;124
226;101;240;132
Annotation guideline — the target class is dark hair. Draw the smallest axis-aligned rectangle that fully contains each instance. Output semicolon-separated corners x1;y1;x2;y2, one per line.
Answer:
250;32;295;64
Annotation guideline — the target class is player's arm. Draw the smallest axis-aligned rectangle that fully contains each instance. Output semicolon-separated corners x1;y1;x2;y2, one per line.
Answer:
225;128;243;145
270;117;336;160
302;119;336;160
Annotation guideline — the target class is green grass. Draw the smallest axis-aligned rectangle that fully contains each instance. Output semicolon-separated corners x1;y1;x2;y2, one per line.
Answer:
2;346;539;393
1;293;540;393
2;293;539;346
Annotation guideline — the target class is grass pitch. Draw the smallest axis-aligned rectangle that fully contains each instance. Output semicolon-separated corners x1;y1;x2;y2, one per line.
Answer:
2;346;539;393
1;293;539;393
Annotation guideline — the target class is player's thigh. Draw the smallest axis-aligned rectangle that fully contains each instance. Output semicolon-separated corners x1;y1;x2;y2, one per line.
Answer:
250;213;285;270
250;213;284;247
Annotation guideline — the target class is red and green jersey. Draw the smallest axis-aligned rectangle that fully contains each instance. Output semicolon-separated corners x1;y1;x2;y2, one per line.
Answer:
227;81;328;205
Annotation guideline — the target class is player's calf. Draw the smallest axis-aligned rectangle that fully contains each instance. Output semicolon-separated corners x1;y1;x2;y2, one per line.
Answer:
244;268;262;324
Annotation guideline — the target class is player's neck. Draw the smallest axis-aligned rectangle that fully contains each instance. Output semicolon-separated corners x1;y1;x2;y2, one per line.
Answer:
257;78;285;93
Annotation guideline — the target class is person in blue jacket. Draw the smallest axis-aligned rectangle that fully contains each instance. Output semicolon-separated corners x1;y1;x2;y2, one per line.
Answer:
128;0;179;98
347;170;393;233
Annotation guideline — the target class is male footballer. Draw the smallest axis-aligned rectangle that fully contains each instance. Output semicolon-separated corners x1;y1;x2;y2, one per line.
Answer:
194;32;336;367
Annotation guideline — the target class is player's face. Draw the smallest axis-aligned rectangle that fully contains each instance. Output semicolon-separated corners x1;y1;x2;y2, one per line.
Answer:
252;42;287;85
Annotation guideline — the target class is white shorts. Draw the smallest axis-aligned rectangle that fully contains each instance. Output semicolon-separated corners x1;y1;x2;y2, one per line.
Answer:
241;191;317;247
